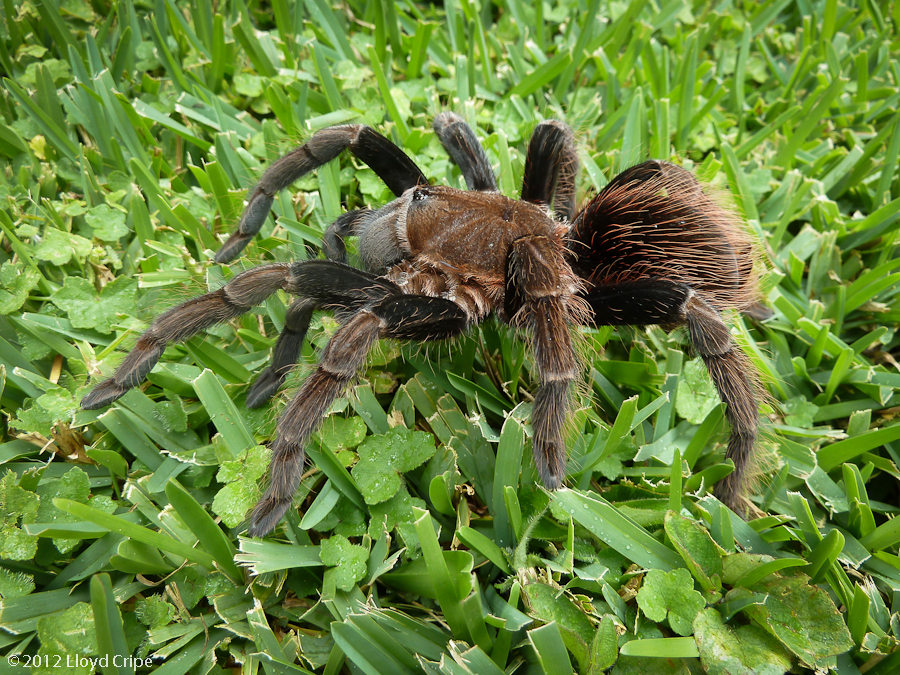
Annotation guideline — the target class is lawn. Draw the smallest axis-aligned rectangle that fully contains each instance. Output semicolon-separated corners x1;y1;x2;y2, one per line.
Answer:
1;1;899;674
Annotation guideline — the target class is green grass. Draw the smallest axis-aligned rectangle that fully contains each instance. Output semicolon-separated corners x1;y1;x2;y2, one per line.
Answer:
1;0;899;673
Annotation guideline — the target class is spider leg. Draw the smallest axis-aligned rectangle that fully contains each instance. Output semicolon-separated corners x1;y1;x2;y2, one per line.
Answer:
81;264;292;410
322;209;373;264
433;112;498;191
684;294;758;513
249;293;469;536
245;256;468;408
216;126;429;263
583;279;759;513
249;310;382;536
521;120;578;222
285;259;401;305
250;213;402;408
245;298;316;409
581;278;692;325
506;235;580;488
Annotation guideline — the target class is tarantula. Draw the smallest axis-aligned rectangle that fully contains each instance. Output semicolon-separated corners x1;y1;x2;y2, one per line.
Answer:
82;113;761;536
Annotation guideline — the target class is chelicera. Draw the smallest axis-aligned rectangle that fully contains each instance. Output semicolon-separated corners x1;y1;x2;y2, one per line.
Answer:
82;113;761;536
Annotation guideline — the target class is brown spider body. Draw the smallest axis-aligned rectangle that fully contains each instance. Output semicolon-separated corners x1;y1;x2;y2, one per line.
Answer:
374;185;582;323
82;113;763;536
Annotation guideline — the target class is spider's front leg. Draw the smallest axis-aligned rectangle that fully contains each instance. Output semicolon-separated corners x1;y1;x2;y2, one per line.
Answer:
433;112;497;191
81;264;294;410
249;267;470;536
433;113;580;224
216;126;428;263
321;209;372;264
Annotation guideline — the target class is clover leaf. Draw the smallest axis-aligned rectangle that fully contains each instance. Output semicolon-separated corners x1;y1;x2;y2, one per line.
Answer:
319;416;368;451
50;275;137;333
0;262;40;314
35;467;116;554
0;566;35;598
11;387;78;438
320;534;368;591
34;228;92;266
782;396;819;428
34;603;97;675
732;573;854;669
0;470;39;561
694;608;793;675
664;512;724;600
212;445;270;528
84;203;128;241
352;427;436;504
636;568;706;636
135;595;176;629
676;358;720;424
368;485;427;550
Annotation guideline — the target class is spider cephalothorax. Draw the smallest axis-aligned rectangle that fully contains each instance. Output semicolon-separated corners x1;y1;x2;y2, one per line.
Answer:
82;113;762;536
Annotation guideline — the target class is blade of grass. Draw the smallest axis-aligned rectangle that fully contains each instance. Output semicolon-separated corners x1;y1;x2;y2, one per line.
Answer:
510;50;573;99
191;369;256;459
235;538;323;574
527;622;571;675
553;490;684;570
773;76;847;169
4;78;78;162
165;480;242;581
619;637;700;658
406;22;435;80
493;415;524;549
90;574;132;675
675;36;696;153
53;499;217;570
367;45;409;142
413;508;471;642
305;441;366;511
457;527;510;574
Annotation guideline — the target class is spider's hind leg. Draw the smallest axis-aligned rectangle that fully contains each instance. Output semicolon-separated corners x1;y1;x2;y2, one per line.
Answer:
683;294;759;513
216;126;429;263
582;279;759;514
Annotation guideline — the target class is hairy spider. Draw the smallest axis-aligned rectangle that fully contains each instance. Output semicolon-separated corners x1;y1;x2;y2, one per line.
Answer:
82;113;762;536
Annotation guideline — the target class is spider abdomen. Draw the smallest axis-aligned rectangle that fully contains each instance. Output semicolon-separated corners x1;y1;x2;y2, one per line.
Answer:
568;161;756;311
